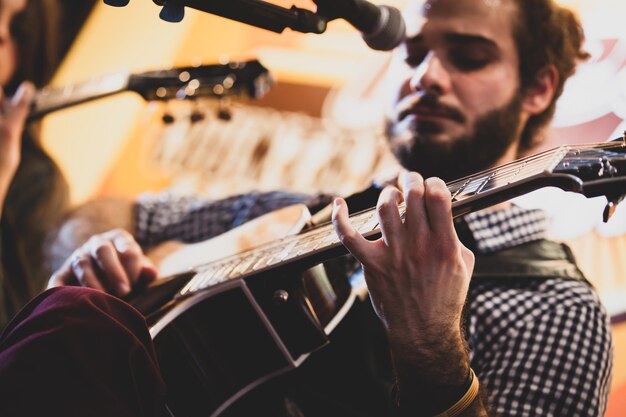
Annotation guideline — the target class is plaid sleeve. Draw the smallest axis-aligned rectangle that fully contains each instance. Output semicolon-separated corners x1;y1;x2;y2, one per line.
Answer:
469;278;613;417
133;190;319;247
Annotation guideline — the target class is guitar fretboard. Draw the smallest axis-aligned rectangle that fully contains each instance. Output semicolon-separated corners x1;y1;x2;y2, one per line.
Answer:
30;71;129;119
178;146;572;297
448;146;566;201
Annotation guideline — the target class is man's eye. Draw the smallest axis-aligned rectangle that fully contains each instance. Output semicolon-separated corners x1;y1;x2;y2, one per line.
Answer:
449;50;492;72
404;49;428;68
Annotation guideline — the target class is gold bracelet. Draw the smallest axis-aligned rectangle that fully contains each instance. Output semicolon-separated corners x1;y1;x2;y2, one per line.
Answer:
433;368;480;417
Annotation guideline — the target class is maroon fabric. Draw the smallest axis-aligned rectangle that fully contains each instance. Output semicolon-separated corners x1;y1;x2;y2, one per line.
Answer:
0;287;168;417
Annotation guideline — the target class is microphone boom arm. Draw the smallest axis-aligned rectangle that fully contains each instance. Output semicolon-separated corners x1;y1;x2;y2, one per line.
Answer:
153;0;327;33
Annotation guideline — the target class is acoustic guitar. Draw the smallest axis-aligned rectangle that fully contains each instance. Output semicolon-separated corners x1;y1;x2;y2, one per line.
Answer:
27;59;271;121
129;137;626;417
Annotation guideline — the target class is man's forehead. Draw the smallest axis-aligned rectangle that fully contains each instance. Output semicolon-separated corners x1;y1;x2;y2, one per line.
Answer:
403;0;518;39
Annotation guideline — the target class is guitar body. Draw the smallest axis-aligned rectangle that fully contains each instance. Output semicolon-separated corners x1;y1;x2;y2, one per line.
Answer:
129;205;355;417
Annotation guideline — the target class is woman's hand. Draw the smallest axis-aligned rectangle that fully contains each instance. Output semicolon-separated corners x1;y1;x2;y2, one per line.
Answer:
0;81;35;211
48;228;158;297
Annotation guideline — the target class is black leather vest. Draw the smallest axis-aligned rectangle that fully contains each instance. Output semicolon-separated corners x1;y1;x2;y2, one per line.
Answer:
473;239;588;283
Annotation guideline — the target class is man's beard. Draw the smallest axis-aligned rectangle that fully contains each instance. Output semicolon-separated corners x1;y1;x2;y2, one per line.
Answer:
386;93;523;182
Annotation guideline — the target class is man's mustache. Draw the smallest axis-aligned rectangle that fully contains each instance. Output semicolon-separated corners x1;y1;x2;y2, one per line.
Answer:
395;94;466;124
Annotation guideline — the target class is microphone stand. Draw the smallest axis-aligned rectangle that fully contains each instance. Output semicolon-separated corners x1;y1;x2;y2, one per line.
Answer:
152;0;328;34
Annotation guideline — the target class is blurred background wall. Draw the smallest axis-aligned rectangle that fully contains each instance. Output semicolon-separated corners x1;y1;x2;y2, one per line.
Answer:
38;1;626;414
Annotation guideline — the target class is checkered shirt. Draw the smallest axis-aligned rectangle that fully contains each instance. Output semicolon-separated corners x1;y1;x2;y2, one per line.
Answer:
463;208;613;417
134;191;613;417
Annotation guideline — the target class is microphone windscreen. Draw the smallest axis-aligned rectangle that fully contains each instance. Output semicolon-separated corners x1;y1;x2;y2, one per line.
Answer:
362;5;406;51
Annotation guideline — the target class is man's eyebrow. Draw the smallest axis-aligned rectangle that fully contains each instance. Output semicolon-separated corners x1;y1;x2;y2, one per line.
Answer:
404;33;499;48
444;33;498;48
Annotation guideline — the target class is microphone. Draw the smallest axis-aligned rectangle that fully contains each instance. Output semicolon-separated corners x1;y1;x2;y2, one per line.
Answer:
103;0;406;51
314;0;406;51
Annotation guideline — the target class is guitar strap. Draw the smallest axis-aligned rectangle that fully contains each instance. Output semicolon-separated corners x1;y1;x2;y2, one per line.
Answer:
472;239;589;284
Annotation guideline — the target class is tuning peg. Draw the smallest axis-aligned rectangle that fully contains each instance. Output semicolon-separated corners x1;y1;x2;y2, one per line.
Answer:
103;0;130;6
190;102;205;124
603;195;625;222
217;108;232;121
216;99;232;121
158;1;185;22
190;111;205;123
162;112;175;124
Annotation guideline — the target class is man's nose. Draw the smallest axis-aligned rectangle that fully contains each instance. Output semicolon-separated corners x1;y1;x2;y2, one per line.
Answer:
409;52;449;95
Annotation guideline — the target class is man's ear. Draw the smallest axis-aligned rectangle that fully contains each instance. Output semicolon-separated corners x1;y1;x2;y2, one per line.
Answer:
522;65;559;115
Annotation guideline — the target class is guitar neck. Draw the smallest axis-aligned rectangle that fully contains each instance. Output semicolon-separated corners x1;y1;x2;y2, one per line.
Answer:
28;71;130;121
178;145;584;298
27;60;271;122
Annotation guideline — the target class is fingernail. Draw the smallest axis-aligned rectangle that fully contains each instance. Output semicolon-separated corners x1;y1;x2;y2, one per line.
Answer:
11;82;34;105
11;83;26;104
113;236;130;253
331;198;341;218
118;281;131;294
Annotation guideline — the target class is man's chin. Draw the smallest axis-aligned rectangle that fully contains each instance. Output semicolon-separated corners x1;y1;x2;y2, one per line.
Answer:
414;121;468;144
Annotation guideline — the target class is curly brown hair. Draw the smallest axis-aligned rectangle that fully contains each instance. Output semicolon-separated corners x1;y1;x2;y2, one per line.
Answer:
511;0;590;152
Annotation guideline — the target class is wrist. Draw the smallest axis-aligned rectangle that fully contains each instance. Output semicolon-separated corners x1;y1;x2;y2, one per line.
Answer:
394;366;478;417
390;330;471;415
389;325;465;374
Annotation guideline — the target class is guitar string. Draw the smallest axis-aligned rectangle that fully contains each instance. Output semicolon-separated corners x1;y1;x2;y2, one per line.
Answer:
183;155;557;294
183;151;561;293
182;142;625;294
445;148;559;190
446;140;625;192
446;141;625;190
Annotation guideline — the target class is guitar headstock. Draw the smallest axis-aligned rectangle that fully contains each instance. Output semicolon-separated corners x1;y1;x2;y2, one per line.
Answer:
127;59;272;102
553;136;626;221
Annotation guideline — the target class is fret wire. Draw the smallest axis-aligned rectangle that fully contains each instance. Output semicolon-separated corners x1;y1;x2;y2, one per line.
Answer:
183;150;569;296
447;155;552;196
447;159;552;201
446;151;557;191
475;172;497;194
451;178;472;200
445;150;552;189
184;211;374;295
449;142;623;201
482;152;555;181
184;144;626;296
